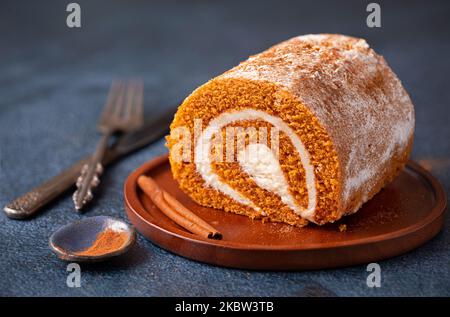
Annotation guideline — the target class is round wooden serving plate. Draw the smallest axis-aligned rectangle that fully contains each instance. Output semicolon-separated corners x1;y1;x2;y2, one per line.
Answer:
124;155;446;270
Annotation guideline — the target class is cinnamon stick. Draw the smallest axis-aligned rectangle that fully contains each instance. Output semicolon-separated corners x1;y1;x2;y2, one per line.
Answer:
137;175;222;240
162;191;222;239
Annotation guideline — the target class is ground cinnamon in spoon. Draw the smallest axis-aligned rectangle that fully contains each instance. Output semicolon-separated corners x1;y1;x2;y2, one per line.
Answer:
75;229;128;256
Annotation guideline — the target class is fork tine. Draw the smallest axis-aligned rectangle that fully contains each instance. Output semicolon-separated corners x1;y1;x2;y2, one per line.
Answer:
124;80;137;120
100;81;121;124
132;79;144;126
113;81;126;119
100;79;144;132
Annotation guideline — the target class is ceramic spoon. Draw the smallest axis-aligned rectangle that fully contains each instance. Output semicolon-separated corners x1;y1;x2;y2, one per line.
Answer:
49;216;136;262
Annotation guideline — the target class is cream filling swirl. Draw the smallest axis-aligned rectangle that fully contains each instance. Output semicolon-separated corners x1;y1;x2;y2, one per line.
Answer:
194;109;317;221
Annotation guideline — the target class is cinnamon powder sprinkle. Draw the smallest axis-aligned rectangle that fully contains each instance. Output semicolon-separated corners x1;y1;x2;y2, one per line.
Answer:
75;229;128;256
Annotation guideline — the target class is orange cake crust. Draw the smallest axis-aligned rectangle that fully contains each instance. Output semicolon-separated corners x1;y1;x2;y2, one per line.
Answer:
167;34;415;226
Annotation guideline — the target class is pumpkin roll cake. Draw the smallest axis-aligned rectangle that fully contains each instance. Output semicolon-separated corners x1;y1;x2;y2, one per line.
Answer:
167;34;415;226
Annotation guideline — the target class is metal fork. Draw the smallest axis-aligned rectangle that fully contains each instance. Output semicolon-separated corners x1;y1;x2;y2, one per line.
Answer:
73;80;144;210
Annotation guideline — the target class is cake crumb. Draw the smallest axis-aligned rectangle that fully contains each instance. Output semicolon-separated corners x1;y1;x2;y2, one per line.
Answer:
339;224;347;232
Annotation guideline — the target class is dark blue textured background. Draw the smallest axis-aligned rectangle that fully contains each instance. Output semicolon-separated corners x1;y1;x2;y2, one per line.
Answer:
1;0;449;296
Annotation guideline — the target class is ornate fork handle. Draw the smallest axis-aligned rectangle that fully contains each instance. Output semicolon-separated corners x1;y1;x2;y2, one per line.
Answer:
4;158;89;219
73;133;111;210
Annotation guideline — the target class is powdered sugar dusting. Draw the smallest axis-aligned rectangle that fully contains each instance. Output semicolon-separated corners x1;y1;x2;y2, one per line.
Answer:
220;34;415;214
